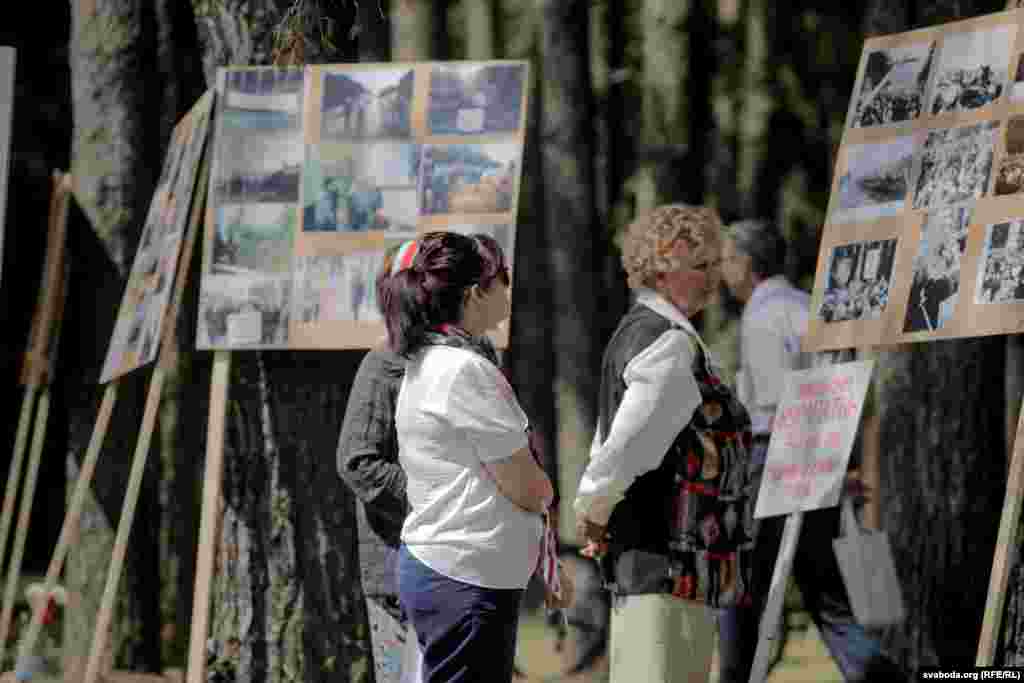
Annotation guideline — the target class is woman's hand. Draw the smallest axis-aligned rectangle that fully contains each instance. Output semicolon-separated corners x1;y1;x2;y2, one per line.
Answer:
483;447;554;514
576;517;609;559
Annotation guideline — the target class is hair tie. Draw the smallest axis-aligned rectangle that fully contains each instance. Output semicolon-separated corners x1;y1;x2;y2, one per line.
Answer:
391;240;419;276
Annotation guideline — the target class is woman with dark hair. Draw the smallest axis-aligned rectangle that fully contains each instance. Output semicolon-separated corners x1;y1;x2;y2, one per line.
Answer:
387;231;553;683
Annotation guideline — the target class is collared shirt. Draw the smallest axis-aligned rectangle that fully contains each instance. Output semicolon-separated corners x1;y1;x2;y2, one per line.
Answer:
573;289;704;526
737;275;811;440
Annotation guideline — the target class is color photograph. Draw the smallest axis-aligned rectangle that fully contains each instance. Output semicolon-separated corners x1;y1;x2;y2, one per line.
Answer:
427;63;526;135
302;142;419;233
419;143;519;215
912;121;998;209
321;68;414;139
293;250;389;323
927;25;1014;115
850;42;935;128
975;219;1024;304
902;206;971;332
212;203;296;274
818;239;898;323
831;137;914;224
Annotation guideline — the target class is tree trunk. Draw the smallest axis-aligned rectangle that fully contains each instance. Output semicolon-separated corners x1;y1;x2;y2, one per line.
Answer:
860;0;1008;674
188;3;370;682
536;0;602;543
464;0;498;60
390;0;446;61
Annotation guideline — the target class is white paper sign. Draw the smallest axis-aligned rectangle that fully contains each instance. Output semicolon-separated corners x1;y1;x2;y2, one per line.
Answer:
227;309;262;346
456;107;485;132
754;359;875;518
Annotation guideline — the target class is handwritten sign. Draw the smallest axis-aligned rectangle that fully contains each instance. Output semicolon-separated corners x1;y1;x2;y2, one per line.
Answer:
754;360;875;518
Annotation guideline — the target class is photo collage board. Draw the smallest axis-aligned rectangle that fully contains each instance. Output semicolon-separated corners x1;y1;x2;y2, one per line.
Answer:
197;60;529;350
100;90;214;383
805;9;1024;351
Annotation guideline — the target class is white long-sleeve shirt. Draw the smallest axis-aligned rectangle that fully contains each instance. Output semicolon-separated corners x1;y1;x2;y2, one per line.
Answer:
573;289;704;526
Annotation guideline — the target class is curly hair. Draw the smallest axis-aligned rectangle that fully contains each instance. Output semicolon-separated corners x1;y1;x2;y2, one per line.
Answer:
620;203;724;290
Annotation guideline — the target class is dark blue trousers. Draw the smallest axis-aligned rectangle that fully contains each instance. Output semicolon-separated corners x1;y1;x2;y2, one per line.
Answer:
397;545;522;683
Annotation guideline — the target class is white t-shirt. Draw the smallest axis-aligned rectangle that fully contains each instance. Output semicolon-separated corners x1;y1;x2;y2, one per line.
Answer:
397;345;541;589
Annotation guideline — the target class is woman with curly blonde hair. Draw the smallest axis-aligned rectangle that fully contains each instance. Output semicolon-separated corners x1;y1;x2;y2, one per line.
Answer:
574;204;757;682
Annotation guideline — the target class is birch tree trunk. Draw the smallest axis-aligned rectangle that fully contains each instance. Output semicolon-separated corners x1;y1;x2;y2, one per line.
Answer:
189;3;371;682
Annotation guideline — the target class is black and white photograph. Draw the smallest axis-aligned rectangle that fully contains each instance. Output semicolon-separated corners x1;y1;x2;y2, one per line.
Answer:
818;239;898;323
851;42;935;128
928;26;1014;115
427;63;526;135
293;250;389;323
212;204;296;274
832;136;914;224
903;206;972;332
447;223;514;266
302;142;419;233
912;121;998;209
419;143;520;215
320;68;413;139
198;273;292;348
975;220;1024;304
995;116;1024;196
1012;53;1024;101
214;122;302;203
222;67;303;115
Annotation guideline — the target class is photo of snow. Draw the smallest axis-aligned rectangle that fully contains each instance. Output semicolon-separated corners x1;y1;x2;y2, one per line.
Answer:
851;42;935;128
976;219;1024;304
912;121;998;209
321;68;414;139
832;137;914;224
818;239;898;323
928;26;1014;115
903;206;971;332
427;63;526;135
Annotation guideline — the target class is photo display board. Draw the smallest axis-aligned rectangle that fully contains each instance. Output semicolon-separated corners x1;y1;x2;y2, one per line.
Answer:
197;61;529;350
99;91;214;384
805;9;1024;351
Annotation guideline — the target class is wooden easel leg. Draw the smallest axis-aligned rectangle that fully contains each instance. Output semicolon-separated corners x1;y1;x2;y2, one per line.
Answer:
748;511;804;683
13;382;119;670
0;384;38;578
0;387;50;666
82;368;167;683
186;351;231;683
976;406;1024;665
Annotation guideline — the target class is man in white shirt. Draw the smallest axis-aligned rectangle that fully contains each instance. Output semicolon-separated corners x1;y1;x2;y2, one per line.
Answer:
721;219;906;683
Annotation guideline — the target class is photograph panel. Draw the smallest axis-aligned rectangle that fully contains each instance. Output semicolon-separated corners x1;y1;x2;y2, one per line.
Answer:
975;219;1024;304
293;249;390;324
419;143;520;215
831;136;914;224
427;63;526;135
851;42;935;128
927;25;1015;116
995;116;1024;196
302;142;419;233
1012;53;1024;101
321;68;414;139
212;203;296;274
818;239;898;324
213;124;302;203
912;121;998;210
902;206;971;332
198;272;292;348
222;67;304;115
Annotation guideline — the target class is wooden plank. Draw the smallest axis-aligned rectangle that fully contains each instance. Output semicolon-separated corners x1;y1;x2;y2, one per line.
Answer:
976;405;1024;665
186;351;232;683
749;511;804;683
0;47;15;286
0;385;37;582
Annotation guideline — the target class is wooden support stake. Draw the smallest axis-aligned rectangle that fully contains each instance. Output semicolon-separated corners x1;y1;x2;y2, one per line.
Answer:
0;384;38;575
0;388;50;666
976;405;1024;665
748;511;804;683
186;351;231;683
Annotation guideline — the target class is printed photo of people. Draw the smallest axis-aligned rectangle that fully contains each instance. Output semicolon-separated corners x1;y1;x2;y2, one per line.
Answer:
819;239;898;323
851;42;935;128
293;250;388;324
975;220;1024;304
212;204;295;274
912;121;998;210
214;122;302;204
302;142;419;233
1012;53;1024;102
995;116;1024;196
222;67;303;117
903;206;971;333
427;63;526;135
198;273;292;348
832;136;914;224
320;68;413;139
419;143;519;215
927;25;1014;115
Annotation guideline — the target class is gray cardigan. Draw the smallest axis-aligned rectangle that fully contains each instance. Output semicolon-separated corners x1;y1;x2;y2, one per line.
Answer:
336;349;408;597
